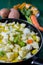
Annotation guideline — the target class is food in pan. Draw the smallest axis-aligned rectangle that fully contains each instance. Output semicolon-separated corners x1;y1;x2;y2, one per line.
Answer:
0;21;40;62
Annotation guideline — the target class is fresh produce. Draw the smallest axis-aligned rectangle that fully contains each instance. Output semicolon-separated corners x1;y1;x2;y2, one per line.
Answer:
31;15;43;31
18;3;39;17
0;8;10;18
0;3;42;32
8;8;20;19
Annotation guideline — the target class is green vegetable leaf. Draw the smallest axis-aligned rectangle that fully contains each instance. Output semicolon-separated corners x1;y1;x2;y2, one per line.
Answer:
25;16;32;24
21;7;31;17
26;9;31;16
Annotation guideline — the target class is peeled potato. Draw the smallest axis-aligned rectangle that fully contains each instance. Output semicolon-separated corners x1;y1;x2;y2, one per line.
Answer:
0;8;10;18
8;8;20;19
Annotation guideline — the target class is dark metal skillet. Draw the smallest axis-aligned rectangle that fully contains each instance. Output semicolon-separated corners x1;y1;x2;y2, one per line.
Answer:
0;18;43;65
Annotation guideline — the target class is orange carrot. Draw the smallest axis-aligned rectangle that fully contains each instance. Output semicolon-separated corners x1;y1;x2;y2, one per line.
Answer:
27;39;33;44
39;26;43;31
30;15;43;31
30;15;39;28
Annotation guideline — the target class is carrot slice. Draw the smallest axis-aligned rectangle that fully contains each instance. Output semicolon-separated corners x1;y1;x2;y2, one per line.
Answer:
27;39;33;44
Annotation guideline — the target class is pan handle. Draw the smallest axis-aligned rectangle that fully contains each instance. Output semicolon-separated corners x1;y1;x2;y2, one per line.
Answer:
31;60;43;65
31;56;43;65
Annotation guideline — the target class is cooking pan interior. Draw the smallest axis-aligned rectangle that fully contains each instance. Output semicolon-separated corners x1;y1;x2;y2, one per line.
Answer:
0;18;42;47
0;18;42;63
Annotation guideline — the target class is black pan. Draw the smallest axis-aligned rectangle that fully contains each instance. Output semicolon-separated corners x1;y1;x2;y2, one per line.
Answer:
0;18;43;65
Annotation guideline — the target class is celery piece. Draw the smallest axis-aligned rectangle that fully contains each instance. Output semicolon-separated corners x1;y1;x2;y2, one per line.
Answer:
18;41;26;47
25;16;32;24
8;40;11;44
0;51;5;56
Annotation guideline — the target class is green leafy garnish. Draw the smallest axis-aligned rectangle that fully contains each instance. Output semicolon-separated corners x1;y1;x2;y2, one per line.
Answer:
19;7;32;24
21;7;31;17
25;16;32;24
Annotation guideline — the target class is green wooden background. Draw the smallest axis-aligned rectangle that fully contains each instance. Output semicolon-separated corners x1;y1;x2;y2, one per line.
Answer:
0;0;43;59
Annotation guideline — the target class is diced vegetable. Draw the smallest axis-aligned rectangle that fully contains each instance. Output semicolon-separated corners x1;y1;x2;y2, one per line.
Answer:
31;42;39;49
0;51;5;56
18;41;26;47
27;39;33;44
14;35;19;43
8;40;11;44
0;22;40;62
12;59;19;62
32;35;36;41
31;49;38;55
0;56;7;61
14;52;18;58
32;35;40;42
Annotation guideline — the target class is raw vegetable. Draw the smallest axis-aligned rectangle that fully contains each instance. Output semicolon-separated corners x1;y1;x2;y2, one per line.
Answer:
25;16;32;24
32;35;40;42
31;15;43;31
21;7;31;16
0;8;10;18
8;9;20;19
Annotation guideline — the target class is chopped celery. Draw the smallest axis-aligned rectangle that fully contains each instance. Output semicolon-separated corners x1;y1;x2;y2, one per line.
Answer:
25;16;32;24
8;40;11;44
18;41;26;47
31;49;38;55
32;35;36;41
14;36;19;43
0;51;5;56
